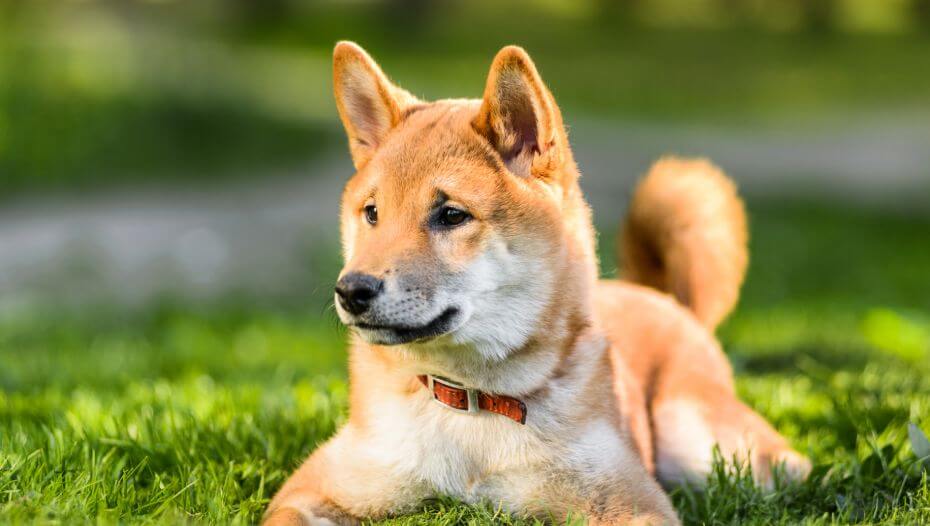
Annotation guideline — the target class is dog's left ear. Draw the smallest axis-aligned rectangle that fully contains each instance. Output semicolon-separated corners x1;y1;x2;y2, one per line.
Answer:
473;46;565;180
333;41;418;169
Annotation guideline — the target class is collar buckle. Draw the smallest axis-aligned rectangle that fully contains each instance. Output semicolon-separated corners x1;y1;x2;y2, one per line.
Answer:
427;374;480;414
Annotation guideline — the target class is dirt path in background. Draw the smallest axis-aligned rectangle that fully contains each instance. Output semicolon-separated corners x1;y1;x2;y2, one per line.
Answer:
2;116;928;311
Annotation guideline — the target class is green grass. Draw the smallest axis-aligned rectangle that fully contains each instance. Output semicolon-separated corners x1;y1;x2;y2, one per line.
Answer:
1;200;929;524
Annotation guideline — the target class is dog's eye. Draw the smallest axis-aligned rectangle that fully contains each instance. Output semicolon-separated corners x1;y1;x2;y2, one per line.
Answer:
364;205;378;225
438;206;470;227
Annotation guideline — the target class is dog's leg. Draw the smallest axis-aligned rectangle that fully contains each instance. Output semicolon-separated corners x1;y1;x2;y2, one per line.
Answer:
599;285;810;489
581;473;681;526
650;358;810;489
263;443;358;526
652;388;810;489
264;427;425;526
534;439;680;525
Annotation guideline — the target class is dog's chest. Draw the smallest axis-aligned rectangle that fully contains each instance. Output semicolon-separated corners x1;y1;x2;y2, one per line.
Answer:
364;393;549;501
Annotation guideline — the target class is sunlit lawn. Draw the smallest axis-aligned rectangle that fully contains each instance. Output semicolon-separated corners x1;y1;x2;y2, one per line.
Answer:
4;1;930;523
1;200;929;524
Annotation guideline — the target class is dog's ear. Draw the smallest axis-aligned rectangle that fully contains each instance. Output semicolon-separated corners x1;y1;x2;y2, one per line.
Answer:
473;46;564;179
333;41;418;169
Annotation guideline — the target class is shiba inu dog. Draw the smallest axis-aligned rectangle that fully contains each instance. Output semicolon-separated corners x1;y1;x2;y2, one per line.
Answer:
265;42;810;525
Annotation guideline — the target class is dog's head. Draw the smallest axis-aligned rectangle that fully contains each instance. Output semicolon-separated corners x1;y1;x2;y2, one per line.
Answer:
332;42;594;360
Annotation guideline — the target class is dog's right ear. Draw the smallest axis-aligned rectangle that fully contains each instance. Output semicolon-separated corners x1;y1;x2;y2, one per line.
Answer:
333;41;417;169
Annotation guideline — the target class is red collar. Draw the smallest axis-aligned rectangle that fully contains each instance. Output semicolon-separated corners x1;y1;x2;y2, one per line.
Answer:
417;374;527;425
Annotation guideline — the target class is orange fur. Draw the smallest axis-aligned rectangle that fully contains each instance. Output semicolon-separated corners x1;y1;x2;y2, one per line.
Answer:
265;43;808;526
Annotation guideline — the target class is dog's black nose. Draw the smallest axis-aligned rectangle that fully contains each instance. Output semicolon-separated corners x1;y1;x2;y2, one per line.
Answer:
335;273;383;315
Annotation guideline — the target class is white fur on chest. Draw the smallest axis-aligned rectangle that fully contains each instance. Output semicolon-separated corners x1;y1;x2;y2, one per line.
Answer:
359;388;638;511
362;389;547;502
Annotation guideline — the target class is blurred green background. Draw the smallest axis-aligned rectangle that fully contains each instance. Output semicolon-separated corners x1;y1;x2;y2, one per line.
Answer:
1;1;929;524
3;0;930;193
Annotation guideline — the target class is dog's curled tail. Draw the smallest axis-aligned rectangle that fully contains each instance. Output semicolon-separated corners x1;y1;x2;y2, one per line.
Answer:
619;157;748;331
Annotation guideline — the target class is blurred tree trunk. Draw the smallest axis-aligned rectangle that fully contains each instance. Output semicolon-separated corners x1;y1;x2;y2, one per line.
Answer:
799;0;837;33
593;0;641;28
230;0;296;25
717;0;755;27
380;0;441;35
914;0;930;32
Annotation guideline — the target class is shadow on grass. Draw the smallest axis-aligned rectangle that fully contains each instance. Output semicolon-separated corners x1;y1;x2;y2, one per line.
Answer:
729;343;875;376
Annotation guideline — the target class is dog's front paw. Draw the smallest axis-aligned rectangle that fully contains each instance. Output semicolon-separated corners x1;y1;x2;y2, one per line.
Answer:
263;506;341;526
774;449;812;480
756;448;812;489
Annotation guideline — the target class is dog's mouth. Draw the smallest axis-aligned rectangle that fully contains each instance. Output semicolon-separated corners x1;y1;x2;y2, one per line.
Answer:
352;307;460;345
